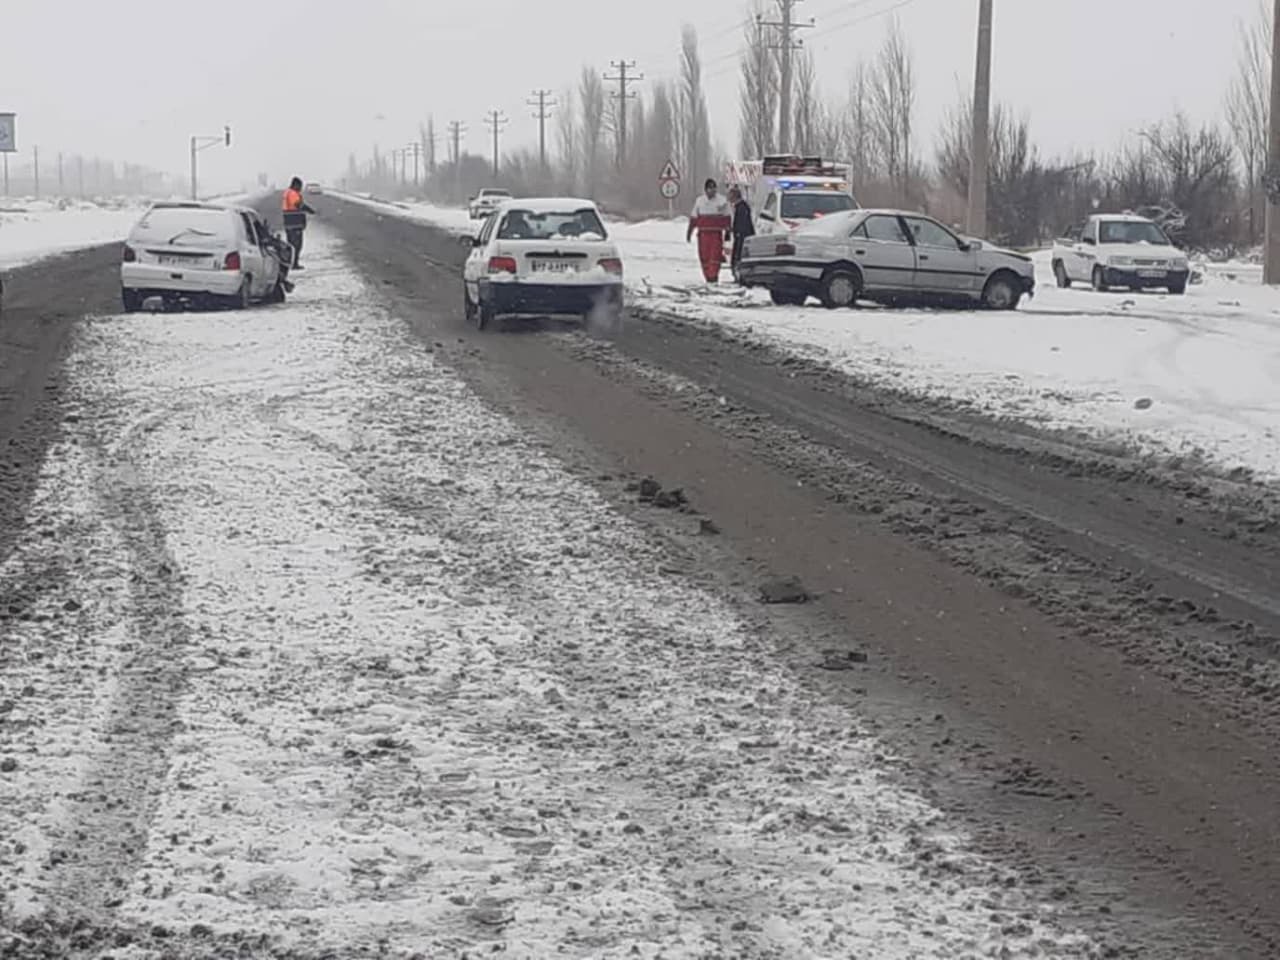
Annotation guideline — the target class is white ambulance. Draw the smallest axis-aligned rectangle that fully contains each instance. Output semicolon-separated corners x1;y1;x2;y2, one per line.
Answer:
725;155;858;236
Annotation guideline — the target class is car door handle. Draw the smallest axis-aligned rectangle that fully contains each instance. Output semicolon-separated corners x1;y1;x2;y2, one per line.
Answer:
918;254;930;261
854;249;866;256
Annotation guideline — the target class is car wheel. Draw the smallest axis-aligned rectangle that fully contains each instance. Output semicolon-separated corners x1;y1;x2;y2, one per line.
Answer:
819;267;861;309
769;288;806;307
1168;279;1187;295
268;280;287;304
122;288;143;313
982;273;1022;310
1052;261;1071;288
477;296;495;331
1091;267;1110;293
463;284;477;322
225;276;252;310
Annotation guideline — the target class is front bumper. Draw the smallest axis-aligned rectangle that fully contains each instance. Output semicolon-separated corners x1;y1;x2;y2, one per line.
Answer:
121;264;244;297
482;279;623;316
1101;266;1189;288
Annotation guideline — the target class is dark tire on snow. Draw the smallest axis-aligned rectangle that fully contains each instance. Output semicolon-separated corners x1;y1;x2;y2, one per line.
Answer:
1052;261;1071;288
267;280;287;304
981;272;1022;310
1091;266;1110;293
769;288;807;307
122;288;143;313
819;267;861;310
477;297;495;331
464;285;477;323
225;276;252;311
1168;279;1187;295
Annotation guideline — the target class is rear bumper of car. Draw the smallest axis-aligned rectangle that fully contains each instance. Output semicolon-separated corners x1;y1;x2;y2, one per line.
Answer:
1101;266;1188;288
481;279;623;316
122;263;244;297
736;258;825;292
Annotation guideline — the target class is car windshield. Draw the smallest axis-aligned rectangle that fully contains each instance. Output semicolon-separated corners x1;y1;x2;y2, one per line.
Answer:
781;192;855;220
497;208;607;241
131;208;232;246
1098;220;1170;245
482;190;511;198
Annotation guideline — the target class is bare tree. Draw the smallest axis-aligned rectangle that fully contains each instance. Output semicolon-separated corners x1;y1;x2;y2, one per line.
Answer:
680;24;712;183
870;17;916;204
843;62;878;187
792;49;820;155
1139;114;1239;249
738;1;778;157
556;87;578;194
1225;0;1271;242
579;67;606;195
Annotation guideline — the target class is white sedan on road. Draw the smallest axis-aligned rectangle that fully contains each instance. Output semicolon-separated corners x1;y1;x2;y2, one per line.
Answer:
121;202;287;311
460;198;624;330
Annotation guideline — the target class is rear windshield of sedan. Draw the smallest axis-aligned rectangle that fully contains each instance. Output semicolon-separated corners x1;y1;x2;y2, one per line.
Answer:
497;209;608;241
1099;220;1170;245
781;192;855;219
132;208;234;245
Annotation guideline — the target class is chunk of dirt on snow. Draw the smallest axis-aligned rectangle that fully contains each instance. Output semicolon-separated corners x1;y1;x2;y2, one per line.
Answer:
819;649;869;670
1134;397;1154;410
653;488;688;509
637;477;662;501
759;577;811;604
469;897;514;927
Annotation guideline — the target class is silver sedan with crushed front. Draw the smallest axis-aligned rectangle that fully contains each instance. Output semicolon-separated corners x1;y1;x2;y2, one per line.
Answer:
738;208;1036;310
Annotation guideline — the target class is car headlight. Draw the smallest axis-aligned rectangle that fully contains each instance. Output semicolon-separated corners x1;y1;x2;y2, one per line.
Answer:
1108;256;1133;267
1172;257;1188;270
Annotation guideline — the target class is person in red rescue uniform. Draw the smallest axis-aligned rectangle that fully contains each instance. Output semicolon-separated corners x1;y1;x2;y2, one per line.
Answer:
281;177;316;269
686;177;732;283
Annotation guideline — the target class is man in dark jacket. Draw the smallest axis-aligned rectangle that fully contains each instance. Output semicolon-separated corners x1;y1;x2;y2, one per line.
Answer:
728;186;755;283
281;177;316;269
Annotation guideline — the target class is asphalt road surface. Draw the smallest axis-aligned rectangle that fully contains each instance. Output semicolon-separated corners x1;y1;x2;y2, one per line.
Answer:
0;196;1276;958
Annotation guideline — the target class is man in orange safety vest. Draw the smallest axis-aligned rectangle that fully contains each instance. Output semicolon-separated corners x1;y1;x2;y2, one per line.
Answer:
281;177;316;269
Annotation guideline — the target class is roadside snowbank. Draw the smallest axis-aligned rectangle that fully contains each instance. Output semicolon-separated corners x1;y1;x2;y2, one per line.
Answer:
0;198;149;269
337;193;1280;481
0;230;1098;957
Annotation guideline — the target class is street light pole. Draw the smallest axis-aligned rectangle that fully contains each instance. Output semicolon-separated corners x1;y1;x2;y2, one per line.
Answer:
189;126;231;200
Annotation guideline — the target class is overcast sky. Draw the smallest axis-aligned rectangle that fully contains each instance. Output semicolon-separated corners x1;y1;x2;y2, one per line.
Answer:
2;0;1263;192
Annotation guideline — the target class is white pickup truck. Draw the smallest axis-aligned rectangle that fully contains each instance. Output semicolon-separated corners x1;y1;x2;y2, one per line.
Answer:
469;188;512;221
1051;213;1190;294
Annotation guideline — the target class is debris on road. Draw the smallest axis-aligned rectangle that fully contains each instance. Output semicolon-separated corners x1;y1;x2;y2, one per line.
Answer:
759;575;811;604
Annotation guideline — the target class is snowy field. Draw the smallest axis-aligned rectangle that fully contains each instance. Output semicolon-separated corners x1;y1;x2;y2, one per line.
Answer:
338;192;1280;482
0;198;149;269
0;229;1099;956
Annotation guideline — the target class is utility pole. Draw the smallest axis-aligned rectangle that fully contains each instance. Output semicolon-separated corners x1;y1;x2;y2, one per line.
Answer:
447;121;466;166
761;0;813;153
528;89;556;171
484;110;508;178
1265;0;1280;283
409;142;422;189
189;126;231;200
966;0;994;238
604;62;642;169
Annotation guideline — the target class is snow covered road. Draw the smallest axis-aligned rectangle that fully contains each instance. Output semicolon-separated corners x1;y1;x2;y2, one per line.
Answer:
0;231;1100;956
0;199;148;270
339;193;1280;482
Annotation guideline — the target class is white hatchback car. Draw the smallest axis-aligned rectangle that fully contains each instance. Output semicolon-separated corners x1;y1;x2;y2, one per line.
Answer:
121;202;286;312
460;198;624;330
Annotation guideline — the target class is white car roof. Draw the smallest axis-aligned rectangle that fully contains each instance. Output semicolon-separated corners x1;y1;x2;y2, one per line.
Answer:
1092;213;1155;223
494;197;599;213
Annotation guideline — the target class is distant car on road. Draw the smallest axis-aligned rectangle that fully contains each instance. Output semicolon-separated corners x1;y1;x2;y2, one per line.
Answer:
305;181;324;195
738;208;1034;310
469;187;512;220
121;202;287;312
1051;214;1189;294
460;197;624;330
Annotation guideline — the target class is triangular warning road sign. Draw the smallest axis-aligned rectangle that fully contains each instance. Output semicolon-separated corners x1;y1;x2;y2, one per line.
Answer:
659;160;680;182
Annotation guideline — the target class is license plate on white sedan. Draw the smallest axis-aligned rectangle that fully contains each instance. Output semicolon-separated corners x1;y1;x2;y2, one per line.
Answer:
1138;269;1166;278
157;255;203;267
531;260;577;273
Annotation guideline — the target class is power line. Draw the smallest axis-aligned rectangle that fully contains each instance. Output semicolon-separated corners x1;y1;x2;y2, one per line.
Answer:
604;60;643;169
528;89;556;170
760;0;815;152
